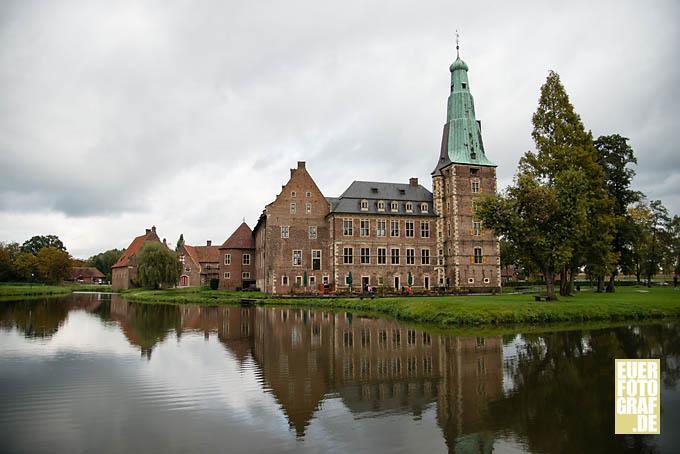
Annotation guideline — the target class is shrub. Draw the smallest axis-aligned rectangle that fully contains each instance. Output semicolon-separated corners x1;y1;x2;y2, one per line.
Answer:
209;278;219;290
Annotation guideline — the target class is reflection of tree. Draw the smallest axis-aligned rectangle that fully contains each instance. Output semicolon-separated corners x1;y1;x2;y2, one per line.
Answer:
491;325;680;453
0;298;70;339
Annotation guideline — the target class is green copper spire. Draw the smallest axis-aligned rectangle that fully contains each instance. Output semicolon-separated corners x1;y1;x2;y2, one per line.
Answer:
442;41;495;168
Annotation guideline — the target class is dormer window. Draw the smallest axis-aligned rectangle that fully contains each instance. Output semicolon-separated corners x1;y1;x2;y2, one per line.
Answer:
399;189;406;195
377;200;385;212
390;201;399;212
421;203;429;213
405;202;413;213
371;187;379;194
360;199;369;211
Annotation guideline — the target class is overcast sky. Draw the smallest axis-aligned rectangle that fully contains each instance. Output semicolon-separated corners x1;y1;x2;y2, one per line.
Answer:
1;0;678;258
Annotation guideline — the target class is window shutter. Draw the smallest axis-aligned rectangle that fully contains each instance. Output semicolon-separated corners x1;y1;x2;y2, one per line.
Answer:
483;256;488;264
469;256;474;264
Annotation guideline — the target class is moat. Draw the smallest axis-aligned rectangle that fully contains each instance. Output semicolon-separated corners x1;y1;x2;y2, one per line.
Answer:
1;293;678;453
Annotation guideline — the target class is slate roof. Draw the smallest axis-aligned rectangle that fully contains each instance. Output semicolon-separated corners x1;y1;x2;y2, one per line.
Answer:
329;181;435;216
112;227;161;268
220;222;255;249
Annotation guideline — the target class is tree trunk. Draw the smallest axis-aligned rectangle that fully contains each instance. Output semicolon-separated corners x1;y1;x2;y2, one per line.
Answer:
545;270;557;301
568;265;577;295
596;276;604;293
559;267;570;296
606;273;616;293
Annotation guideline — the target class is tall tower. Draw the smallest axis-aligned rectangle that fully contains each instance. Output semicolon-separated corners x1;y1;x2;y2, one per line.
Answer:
432;44;500;291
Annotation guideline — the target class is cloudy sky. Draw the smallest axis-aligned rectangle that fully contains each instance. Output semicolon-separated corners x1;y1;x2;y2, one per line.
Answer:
1;0;678;258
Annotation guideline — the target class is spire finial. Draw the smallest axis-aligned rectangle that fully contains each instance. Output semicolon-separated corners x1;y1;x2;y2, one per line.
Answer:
455;30;460;58
242;217;245;223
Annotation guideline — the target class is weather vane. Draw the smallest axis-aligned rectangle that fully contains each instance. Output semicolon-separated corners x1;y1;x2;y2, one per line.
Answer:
456;30;460;57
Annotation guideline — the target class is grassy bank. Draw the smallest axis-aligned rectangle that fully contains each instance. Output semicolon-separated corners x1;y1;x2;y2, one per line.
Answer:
121;285;680;327
0;283;113;298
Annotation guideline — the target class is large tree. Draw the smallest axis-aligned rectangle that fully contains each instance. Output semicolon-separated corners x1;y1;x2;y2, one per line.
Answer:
644;200;670;286
35;247;72;284
13;252;38;281
593;134;642;291
88;249;125;282
0;243;14;281
136;242;182;290
520;71;614;295
20;235;66;255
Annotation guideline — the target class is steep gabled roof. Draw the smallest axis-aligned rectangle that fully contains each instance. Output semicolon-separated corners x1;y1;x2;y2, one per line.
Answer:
220;222;254;250
112;227;161;268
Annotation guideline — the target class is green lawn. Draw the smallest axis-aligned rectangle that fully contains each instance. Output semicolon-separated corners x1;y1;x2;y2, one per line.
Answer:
121;285;680;327
0;283;113;298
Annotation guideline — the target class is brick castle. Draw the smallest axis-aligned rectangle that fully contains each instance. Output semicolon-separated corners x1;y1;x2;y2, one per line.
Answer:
112;52;500;293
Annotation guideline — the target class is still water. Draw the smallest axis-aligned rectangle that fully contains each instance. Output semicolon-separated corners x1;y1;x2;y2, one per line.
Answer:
0;293;678;453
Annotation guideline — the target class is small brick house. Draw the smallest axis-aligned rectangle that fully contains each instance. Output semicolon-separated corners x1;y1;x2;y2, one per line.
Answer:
69;267;105;284
177;241;221;287
111;226;162;290
218;222;255;290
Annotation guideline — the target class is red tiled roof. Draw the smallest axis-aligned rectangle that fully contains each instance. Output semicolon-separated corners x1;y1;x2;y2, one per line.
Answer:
193;245;220;263
182;245;200;266
220;222;254;249
112;228;161;268
70;267;105;279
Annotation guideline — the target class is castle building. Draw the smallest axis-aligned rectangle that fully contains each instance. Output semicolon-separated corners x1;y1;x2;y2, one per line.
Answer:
112;226;161;290
214;50;501;294
177;240;220;287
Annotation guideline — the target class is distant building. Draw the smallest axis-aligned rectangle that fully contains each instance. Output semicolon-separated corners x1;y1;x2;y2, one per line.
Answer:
111;226;162;290
68;266;105;284
219;222;255;290
177;240;221;287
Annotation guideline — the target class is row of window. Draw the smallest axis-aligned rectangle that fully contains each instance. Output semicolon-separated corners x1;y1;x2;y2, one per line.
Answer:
289;202;313;214
341;329;432;348
290;191;312;198
342;247;431;265
281;225;318;239
359;200;429;213
223;254;251;266
342;219;430;238
223;271;251;280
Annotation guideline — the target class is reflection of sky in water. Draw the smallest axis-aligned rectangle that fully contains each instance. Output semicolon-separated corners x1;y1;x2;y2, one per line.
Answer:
0;296;678;453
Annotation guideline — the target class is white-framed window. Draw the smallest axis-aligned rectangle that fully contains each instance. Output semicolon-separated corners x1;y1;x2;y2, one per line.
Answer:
376;219;386;237
405;202;413;213
343;247;353;264
308;225;317;239
360;199;369;211
312;250;321;270
291;191;296;198
360;247;370;264
242;272;250;279
224;272;230;279
421;249;430;265
405;221;414;237
309;275;316;287
282;275;289;286
377;247;386;265
306;191;312;197
290;202;296;214
406;248;415;265
306;202;312;214
390;220;399;237
296;275;303;286
391;248;400;265
345;274;352;286
179;255;185;263
377;200;385;212
483;277;490;284
421;202;429;213
473;221;481;236
343;219;353;236
292;250;302;266
468;277;475;284
471;180;480;194
377;276;384;286
281;226;289;238
421;221;430;238
322;275;329;285
224;254;231;265
242;254;251;265
474;247;483;264
355;219;367;237
390;201;399;212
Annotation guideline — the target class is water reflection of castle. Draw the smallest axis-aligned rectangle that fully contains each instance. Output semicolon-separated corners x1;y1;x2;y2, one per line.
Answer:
106;296;503;451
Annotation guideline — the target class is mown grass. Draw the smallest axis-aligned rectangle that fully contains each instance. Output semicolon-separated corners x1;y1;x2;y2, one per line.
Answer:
0;283;113;299
121;285;680;327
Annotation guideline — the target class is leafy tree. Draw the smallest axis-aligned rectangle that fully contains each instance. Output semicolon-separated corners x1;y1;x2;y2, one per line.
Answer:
35;247;72;284
0;243;14;281
520;71;614;295
593;134;642;291
668;216;680;286
13;253;38;281
87;249;125;282
136;242;182;290
176;234;185;251
627;204;652;284
21;235;66;255
644;200;670;286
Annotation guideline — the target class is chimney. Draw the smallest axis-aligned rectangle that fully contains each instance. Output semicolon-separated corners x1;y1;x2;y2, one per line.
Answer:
152;225;156;233
297;161;306;170
409;177;419;187
206;240;212;247
145;228;151;235
162;238;167;247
